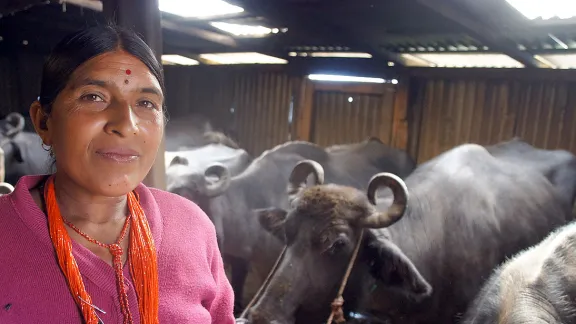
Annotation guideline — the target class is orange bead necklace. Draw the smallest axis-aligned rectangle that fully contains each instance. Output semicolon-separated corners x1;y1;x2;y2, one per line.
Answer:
43;175;159;324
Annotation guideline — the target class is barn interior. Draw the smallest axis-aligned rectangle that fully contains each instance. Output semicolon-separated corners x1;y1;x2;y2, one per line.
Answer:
4;1;576;321
2;0;576;187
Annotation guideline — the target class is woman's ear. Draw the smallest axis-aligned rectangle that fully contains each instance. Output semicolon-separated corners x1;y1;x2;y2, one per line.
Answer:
29;101;52;145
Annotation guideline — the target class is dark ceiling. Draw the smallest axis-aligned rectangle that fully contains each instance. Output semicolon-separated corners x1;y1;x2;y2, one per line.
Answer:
1;0;576;68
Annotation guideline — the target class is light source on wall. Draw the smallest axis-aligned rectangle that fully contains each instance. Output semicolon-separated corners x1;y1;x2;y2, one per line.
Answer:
210;22;272;37
400;53;524;68
308;74;385;83
534;53;576;68
287;52;372;58
161;55;200;66
159;0;244;18
506;0;576;20
309;52;373;58
199;52;288;65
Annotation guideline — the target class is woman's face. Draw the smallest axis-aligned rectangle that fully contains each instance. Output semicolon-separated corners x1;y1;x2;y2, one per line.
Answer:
31;50;164;197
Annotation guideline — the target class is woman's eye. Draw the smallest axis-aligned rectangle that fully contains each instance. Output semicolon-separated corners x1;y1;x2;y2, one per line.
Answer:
81;94;104;102
138;100;157;110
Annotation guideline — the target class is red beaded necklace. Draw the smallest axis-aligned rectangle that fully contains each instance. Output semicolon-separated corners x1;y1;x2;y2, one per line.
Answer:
62;213;133;323
44;175;159;324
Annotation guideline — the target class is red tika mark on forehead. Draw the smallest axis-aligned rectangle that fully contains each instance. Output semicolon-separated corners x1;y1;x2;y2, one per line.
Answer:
125;69;132;75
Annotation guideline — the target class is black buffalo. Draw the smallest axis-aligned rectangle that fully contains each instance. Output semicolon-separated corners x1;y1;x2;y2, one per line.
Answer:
165;129;252;201
165;132;254;312
245;142;573;324
169;137;416;313
462;220;576;324
0;113;51;185
486;137;576;209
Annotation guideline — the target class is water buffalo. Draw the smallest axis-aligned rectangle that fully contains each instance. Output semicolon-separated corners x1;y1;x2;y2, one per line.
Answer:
0;113;51;184
461;221;576;324
326;137;416;181
165;132;254;312
177;137;415;313
245;142;572;324
166;142;253;201
486;137;576;209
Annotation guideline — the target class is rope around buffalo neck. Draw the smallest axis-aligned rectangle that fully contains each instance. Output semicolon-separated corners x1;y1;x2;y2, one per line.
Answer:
325;229;365;324
234;229;365;324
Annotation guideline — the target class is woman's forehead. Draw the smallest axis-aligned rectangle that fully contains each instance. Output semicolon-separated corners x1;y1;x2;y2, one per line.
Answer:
68;50;162;92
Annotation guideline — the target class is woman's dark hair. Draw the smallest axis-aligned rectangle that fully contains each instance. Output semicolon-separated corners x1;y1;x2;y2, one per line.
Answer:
39;24;166;114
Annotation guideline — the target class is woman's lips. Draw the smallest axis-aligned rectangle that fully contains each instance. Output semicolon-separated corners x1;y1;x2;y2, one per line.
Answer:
96;148;140;163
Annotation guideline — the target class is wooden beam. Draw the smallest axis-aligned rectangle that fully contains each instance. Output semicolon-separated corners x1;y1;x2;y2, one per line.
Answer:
312;83;386;95
416;0;543;68
161;20;238;47
408;67;576;81
102;0;166;189
239;0;406;66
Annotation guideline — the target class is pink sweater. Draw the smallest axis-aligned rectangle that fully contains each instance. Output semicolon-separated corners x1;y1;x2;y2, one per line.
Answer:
0;175;235;324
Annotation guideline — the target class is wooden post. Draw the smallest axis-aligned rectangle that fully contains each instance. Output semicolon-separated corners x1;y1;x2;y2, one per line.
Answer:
390;79;409;151
294;78;314;141
102;0;167;190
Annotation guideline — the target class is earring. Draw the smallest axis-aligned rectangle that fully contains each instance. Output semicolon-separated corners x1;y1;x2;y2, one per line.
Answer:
41;143;51;152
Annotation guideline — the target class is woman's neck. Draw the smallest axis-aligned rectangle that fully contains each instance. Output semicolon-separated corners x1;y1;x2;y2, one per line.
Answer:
53;172;128;225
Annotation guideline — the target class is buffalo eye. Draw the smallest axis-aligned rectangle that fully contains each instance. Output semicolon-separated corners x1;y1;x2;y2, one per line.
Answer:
327;236;349;255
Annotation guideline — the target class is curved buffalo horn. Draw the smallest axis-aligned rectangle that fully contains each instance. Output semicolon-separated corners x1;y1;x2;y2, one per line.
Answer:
170;156;189;166
0;182;14;195
361;172;409;228
4;112;25;137
287;160;325;197
204;163;231;197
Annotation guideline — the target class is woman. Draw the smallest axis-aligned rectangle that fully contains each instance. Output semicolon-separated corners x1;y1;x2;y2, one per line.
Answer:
0;25;234;323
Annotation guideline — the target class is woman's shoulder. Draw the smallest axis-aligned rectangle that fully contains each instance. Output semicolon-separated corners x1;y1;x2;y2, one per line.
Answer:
145;186;203;213
139;185;215;235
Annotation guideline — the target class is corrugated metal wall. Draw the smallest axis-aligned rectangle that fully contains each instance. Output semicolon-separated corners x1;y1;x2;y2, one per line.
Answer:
0;52;44;127
164;66;236;132
311;89;395;146
411;78;576;163
233;71;295;155
164;66;295;155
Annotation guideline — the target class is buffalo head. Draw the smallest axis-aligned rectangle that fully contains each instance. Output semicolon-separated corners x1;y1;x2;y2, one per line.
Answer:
167;156;231;202
0;112;25;139
244;160;431;324
0;113;26;167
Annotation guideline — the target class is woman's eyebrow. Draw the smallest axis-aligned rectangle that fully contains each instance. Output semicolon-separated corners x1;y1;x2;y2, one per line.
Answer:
140;87;162;97
71;78;108;89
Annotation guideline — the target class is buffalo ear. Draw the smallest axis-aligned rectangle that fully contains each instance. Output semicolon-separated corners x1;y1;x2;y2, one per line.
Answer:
256;208;288;241
364;236;432;301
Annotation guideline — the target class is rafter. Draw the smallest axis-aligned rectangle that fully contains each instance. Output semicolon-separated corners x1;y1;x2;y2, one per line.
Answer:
237;0;406;66
415;0;544;68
